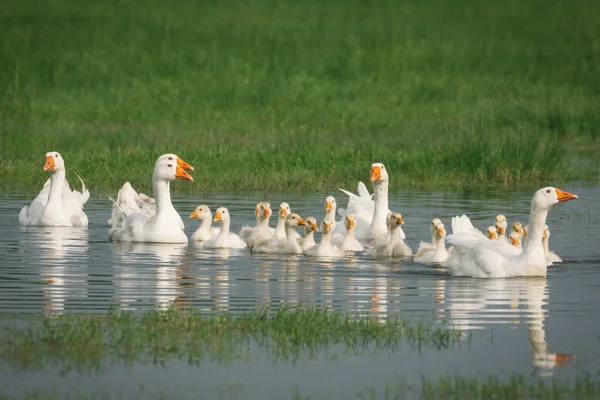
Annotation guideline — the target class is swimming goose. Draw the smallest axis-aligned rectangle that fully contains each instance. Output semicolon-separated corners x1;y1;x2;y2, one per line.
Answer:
414;223;449;264
485;226;499;240
189;205;220;241
338;163;399;240
543;225;562;263
253;213;307;254
205;207;247;249
494;215;507;240
324;196;338;229
274;202;301;241
19;152;89;227
305;218;344;257
369;213;412;258
332;214;364;251
300;216;319;252
445;187;577;278
108;155;193;243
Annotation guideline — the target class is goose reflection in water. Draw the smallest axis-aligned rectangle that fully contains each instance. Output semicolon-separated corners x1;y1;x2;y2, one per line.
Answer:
20;226;89;315
443;278;574;375
189;244;233;312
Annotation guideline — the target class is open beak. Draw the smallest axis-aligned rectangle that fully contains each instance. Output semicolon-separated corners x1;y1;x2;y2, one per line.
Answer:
177;158;194;171
280;209;288;218
311;222;319;231
175;165;193;181
556;188;578;203
347;219;355;229
325;201;333;211
370;166;382;182
214;213;222;222
395;216;404;225
297;217;307;226
189;210;199;219
264;208;272;217
43;156;55;171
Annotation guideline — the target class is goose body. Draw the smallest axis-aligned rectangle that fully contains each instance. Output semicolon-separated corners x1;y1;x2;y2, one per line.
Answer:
253;213;307;254
369;213;412;258
337;163;401;240
205;207;247;249
414;223;448;264
242;202;276;250
332;214;364;251
445;187;577;278
305;218;344;257
19;152;89;227
108;154;194;243
189;205;220;241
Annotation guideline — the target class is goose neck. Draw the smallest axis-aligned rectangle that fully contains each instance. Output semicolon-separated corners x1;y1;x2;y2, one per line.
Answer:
153;178;174;219
47;170;66;205
523;207;549;253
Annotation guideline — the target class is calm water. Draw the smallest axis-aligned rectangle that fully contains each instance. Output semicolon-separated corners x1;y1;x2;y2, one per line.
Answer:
0;185;599;398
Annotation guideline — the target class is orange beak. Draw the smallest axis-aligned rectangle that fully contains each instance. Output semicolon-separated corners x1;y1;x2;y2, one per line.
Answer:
325;201;333;211
323;222;331;232
370;166;382;182
177;158;194;171
214;213;222;222
347;218;355;229
496;226;505;235
189;209;199;219
542;229;548;239
555;353;575;367
311;222;319;231
280;208;288;218
264;208;272;217
175;165;193;181
297;217;307;226
511;237;520;246
43;156;55;172
555;188;578;203
490;232;498;240
437;227;445;237
395;216;404;225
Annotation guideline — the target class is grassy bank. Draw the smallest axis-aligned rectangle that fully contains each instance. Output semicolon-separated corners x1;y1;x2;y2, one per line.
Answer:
1;0;599;192
0;307;462;373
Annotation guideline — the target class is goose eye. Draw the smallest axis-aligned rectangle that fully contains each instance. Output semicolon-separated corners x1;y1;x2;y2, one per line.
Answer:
168;164;173;168
55;154;59;157
381;166;385;169
168;157;173;160
546;189;551;193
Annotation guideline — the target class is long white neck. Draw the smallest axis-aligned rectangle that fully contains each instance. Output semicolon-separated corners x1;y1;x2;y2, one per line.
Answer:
258;216;271;233
325;208;336;223
542;234;550;253
153;179;175;222
345;226;355;241
285;225;298;245
321;231;332;246
433;235;446;253
219;218;230;237
198;217;213;234
304;229;315;241
523;207;549;255
47;170;66;205
275;216;286;236
430;229;437;249
370;181;389;228
390;225;403;241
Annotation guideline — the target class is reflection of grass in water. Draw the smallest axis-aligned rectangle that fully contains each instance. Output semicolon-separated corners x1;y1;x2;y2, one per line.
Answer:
1;0;600;191
0;307;462;374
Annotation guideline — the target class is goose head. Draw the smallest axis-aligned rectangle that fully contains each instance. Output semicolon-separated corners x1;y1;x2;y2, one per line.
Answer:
386;212;404;230
494;215;507;235
189;205;212;221
156;154;194;171
435;223;446;239
154;158;193;182
43;151;66;172
485;226;498;240
257;202;272;219
213;207;230;223
345;213;356;230
531;187;578;210
321;218;334;234
430;217;442;234
511;221;523;237
509;231;521;247
304;217;319;234
285;213;307;229
369;162;389;184
279;202;291;218
325;196;336;212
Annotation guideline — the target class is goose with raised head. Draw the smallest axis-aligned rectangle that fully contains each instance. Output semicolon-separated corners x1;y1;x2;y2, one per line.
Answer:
512;221;524;238
332;214;364;252
189;205;220;241
204;207;247;249
241;202;276;250
274;202;301;241
19;152;89;227
445;187;577;278
254;213;307;254
337;163;400;241
494;215;507;240
300;216;319;252
485;226;499;240
305;218;344;257
508;231;522;248
108;155;194;243
414;223;449;264
324;196;338;229
369;213;412;258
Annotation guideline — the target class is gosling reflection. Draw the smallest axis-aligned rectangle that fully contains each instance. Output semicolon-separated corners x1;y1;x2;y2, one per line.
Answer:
445;278;573;375
189;244;232;311
21;227;89;315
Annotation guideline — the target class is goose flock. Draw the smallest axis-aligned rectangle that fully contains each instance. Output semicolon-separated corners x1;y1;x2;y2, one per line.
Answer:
19;152;578;278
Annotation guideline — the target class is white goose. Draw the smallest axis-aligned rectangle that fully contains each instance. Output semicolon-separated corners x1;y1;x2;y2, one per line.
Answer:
414;223;449;264
543;225;562;264
189;205;220;241
108;155;193;243
300;216;319;252
494;215;507;240
414;217;443;254
324;196;338;229
19;152;89;227
205;207;247;249
369;213;412;258
305;218;344;257
274;202;301;241
253;213;307;254
445;187;577;278
338;163;400;240
241;202;275;250
332;214;364;251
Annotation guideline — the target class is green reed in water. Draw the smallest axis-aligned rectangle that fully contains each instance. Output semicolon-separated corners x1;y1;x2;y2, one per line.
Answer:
0;0;599;192
0;307;463;374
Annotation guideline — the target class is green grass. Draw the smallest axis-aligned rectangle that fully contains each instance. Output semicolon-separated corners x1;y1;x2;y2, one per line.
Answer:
0;307;463;374
1;0;599;192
